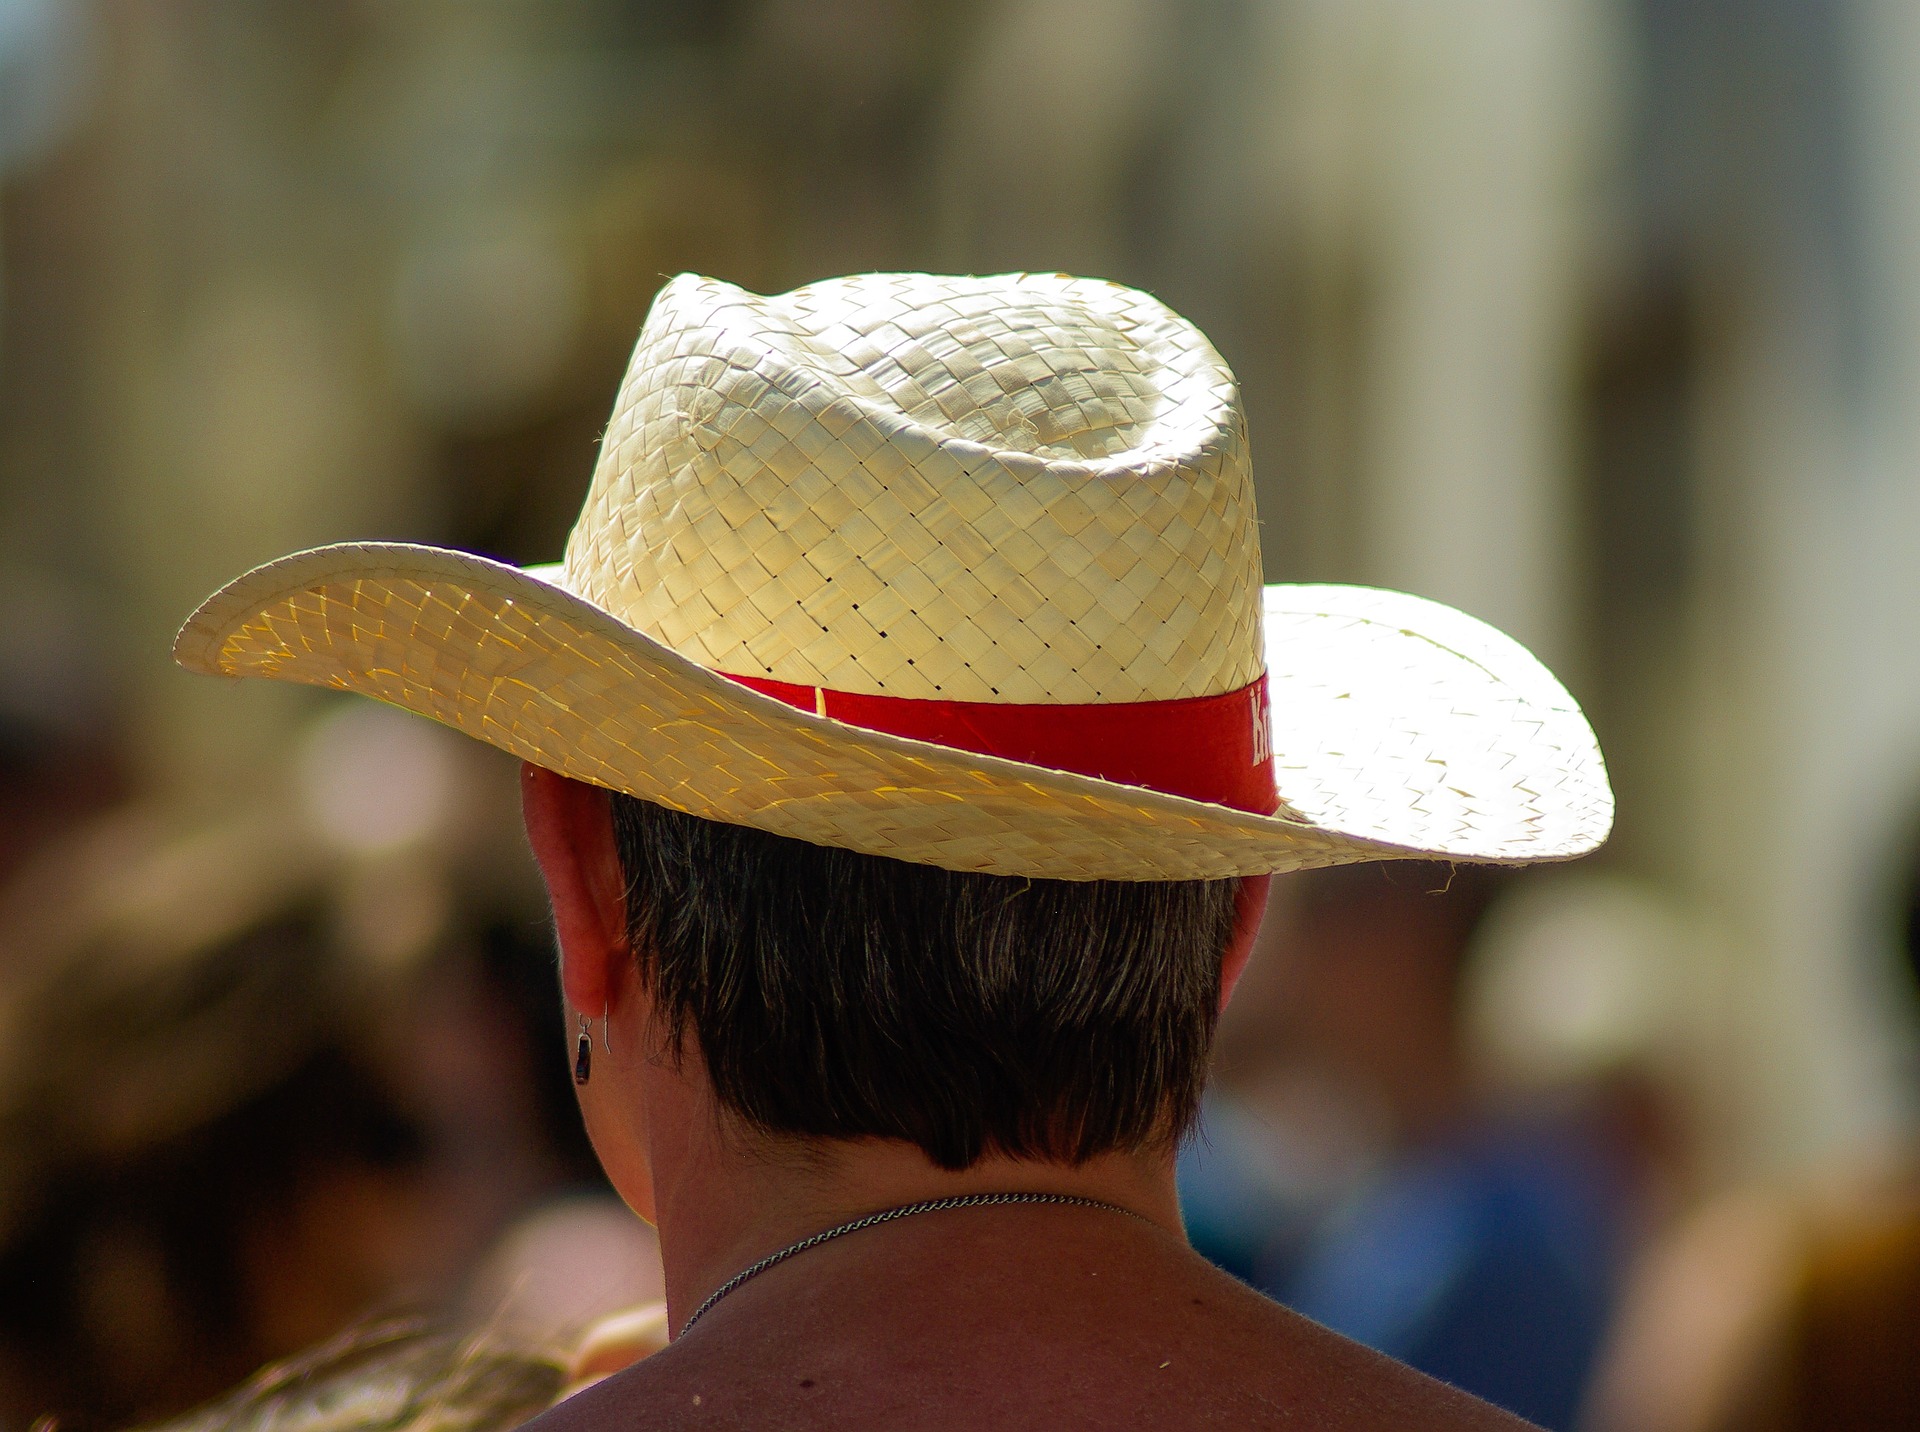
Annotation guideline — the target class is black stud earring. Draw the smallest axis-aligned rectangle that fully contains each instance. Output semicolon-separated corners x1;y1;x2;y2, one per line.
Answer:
573;1013;592;1086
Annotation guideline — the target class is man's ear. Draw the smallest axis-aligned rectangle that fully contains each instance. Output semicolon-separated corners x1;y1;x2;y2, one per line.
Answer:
520;764;630;1016
1218;873;1271;1012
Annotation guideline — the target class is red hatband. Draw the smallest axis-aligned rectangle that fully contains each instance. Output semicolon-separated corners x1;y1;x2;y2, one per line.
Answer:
725;671;1278;816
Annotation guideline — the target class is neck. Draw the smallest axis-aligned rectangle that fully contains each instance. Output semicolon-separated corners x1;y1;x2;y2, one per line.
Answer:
647;1116;1185;1336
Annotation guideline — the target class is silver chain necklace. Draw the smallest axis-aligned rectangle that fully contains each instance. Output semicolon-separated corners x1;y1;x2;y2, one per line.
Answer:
675;1191;1148;1337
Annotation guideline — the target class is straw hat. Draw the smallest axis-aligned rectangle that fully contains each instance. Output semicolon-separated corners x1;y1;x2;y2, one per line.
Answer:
176;272;1610;881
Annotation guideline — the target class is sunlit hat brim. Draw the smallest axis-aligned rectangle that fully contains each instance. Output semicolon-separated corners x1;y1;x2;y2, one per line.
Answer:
175;542;1611;880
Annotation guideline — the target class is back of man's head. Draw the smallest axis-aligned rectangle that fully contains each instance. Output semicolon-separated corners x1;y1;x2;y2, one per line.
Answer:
609;794;1239;1170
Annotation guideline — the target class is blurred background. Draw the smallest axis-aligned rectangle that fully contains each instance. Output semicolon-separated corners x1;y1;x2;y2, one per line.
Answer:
1;1;1917;1428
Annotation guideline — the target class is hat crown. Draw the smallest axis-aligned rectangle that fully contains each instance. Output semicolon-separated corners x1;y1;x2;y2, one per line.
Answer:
563;272;1265;704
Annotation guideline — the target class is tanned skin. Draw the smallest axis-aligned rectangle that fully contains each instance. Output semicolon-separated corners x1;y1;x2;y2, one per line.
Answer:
519;765;1536;1431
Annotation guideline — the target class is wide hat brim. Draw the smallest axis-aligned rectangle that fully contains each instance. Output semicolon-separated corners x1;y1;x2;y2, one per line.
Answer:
175;543;1612;880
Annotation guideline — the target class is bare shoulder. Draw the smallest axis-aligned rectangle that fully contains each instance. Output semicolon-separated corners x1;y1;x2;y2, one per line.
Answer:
528;1259;1534;1432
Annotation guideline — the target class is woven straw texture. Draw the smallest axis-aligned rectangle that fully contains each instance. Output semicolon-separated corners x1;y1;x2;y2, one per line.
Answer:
564;273;1261;703
176;547;1609;880
175;271;1611;880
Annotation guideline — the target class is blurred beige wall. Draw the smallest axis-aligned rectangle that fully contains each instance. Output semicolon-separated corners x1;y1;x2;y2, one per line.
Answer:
1276;0;1620;675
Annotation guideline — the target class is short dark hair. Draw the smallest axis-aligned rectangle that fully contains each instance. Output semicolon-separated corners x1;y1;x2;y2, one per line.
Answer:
608;795;1240;1170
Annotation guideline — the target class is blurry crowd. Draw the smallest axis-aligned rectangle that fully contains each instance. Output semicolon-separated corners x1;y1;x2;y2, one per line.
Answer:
0;705;664;1426
3;0;1920;1428
1188;858;1920;1429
